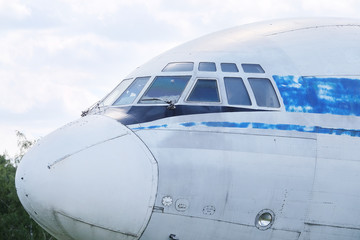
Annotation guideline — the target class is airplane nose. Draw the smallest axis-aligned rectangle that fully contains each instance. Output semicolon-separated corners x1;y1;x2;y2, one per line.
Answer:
15;115;158;240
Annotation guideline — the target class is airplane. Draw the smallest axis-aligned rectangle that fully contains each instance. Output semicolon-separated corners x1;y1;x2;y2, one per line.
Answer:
15;18;360;240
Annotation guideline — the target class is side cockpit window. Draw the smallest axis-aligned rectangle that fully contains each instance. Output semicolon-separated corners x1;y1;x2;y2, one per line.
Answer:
224;77;251;105
198;62;216;72
162;62;194;72
187;79;220;102
113;77;150;105
221;63;239;72
139;76;191;103
249;78;280;108
102;79;132;106
241;64;265;73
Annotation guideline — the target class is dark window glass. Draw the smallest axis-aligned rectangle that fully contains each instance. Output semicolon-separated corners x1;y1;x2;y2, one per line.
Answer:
248;78;280;108
162;62;194;72
221;63;239;72
198;62;216;72
242;64;265;73
187;79;220;102
140;76;191;103
113;77;150;105
224;77;251;105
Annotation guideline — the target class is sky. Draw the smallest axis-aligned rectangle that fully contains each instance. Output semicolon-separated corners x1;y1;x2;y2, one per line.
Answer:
1;0;360;157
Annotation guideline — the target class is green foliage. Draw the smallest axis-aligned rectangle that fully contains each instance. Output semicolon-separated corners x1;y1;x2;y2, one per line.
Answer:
0;132;54;240
13;130;37;167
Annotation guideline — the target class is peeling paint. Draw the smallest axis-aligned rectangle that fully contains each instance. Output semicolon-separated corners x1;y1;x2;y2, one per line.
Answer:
131;121;360;138
273;75;360;116
132;124;168;130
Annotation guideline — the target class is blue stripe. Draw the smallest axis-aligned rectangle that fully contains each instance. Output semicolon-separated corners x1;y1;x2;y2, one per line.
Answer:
132;124;168;130
273;75;360;116
132;121;360;137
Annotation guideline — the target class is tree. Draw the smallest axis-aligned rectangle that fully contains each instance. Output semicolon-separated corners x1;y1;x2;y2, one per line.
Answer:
0;132;54;240
13;130;36;167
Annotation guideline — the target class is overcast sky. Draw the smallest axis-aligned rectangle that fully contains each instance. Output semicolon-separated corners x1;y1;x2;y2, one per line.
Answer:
1;0;360;157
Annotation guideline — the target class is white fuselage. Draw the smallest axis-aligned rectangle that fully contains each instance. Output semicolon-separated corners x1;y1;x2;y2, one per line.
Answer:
16;18;360;240
133;110;360;240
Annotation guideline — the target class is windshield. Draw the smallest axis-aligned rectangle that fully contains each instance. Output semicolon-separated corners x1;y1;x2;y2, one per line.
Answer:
139;76;191;103
113;77;150;105
187;79;220;102
101;79;132;106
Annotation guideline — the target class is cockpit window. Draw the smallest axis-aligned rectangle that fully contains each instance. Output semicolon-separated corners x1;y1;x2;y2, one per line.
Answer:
187;79;220;102
248;78;280;108
242;64;265;73
101;79;132;106
113;77;150;105
224;77;251;105
198;62;216;72
221;63;239;72
139;76;191;103
162;62;194;72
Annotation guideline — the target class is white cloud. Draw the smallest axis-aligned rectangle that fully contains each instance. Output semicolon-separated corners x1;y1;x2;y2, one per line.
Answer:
0;126;20;157
0;68;98;115
301;0;359;15
0;0;31;20
0;26;178;116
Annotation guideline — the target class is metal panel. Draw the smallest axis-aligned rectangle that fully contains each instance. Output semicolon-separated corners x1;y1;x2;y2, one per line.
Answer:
141;213;300;240
305;134;360;237
138;128;316;239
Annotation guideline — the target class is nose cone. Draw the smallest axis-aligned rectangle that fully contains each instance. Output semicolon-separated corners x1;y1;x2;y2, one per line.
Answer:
15;115;158;240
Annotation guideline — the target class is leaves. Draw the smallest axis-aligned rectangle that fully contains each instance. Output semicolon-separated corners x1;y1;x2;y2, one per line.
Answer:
13;130;37;167
0;132;54;240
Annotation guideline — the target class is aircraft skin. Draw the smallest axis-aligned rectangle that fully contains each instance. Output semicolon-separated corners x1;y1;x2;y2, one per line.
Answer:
15;18;360;240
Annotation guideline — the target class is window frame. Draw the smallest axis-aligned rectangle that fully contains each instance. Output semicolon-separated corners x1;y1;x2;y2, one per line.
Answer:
185;78;222;104
138;75;192;105
198;62;217;72
223;77;252;106
241;63;265;73
220;63;239;73
247;77;281;108
162;62;194;72
100;78;133;107
112;76;151;106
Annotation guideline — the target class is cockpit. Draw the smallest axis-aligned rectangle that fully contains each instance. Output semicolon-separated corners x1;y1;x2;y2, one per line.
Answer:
85;62;282;125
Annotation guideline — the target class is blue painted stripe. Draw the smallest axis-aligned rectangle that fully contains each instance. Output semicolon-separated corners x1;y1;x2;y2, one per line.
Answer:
180;122;197;127
273;75;360;116
132;121;360;137
132;124;168;130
